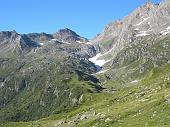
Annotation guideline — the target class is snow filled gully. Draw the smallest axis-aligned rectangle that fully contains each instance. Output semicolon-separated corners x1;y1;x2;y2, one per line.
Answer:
89;53;111;74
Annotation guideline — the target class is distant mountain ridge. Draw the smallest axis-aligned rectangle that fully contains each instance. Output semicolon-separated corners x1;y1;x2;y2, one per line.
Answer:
0;28;93;57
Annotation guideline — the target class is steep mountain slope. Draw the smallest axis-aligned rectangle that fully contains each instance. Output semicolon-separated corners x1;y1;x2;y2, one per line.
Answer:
0;29;100;124
92;0;170;63
90;0;170;88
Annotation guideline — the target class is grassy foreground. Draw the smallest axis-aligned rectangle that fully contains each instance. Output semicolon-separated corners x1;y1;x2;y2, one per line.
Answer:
3;64;170;127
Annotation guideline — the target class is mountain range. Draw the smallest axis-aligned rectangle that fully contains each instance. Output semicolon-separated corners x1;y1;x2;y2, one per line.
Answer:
1;0;170;127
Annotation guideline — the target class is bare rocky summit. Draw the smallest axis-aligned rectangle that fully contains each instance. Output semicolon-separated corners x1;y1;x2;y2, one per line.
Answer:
92;0;170;57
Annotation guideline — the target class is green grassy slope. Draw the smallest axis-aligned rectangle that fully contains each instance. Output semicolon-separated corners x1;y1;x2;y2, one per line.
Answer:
4;63;170;127
97;36;170;90
0;47;100;124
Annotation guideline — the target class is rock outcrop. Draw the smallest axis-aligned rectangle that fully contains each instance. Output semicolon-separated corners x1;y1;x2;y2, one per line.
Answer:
92;0;170;58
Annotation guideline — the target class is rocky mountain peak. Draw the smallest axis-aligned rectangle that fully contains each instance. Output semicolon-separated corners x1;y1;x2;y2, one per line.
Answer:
92;0;170;57
53;28;88;43
0;30;18;42
57;28;79;37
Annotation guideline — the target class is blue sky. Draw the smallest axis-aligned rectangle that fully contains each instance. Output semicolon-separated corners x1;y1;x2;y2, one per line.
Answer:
0;0;160;39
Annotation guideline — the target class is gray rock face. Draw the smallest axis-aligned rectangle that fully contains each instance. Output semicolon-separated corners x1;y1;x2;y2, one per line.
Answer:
26;32;53;44
53;28;88;44
92;0;170;58
90;0;170;88
0;30;51;57
0;31;32;56
0;30;18;42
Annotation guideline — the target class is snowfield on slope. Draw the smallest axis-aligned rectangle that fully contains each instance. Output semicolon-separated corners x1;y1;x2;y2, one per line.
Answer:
89;52;112;74
89;53;110;67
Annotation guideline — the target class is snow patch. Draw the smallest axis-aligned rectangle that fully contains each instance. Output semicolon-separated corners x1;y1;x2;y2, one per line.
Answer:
89;47;114;74
134;16;150;26
160;26;170;36
39;42;44;46
163;31;170;35
51;39;72;44
86;41;92;45
89;53;110;67
130;80;139;83
136;31;149;37
0;82;4;88
134;28;140;31
135;27;151;37
167;26;170;31
51;39;57;41
148;22;151;26
161;31;170;36
33;47;38;53
61;40;71;45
